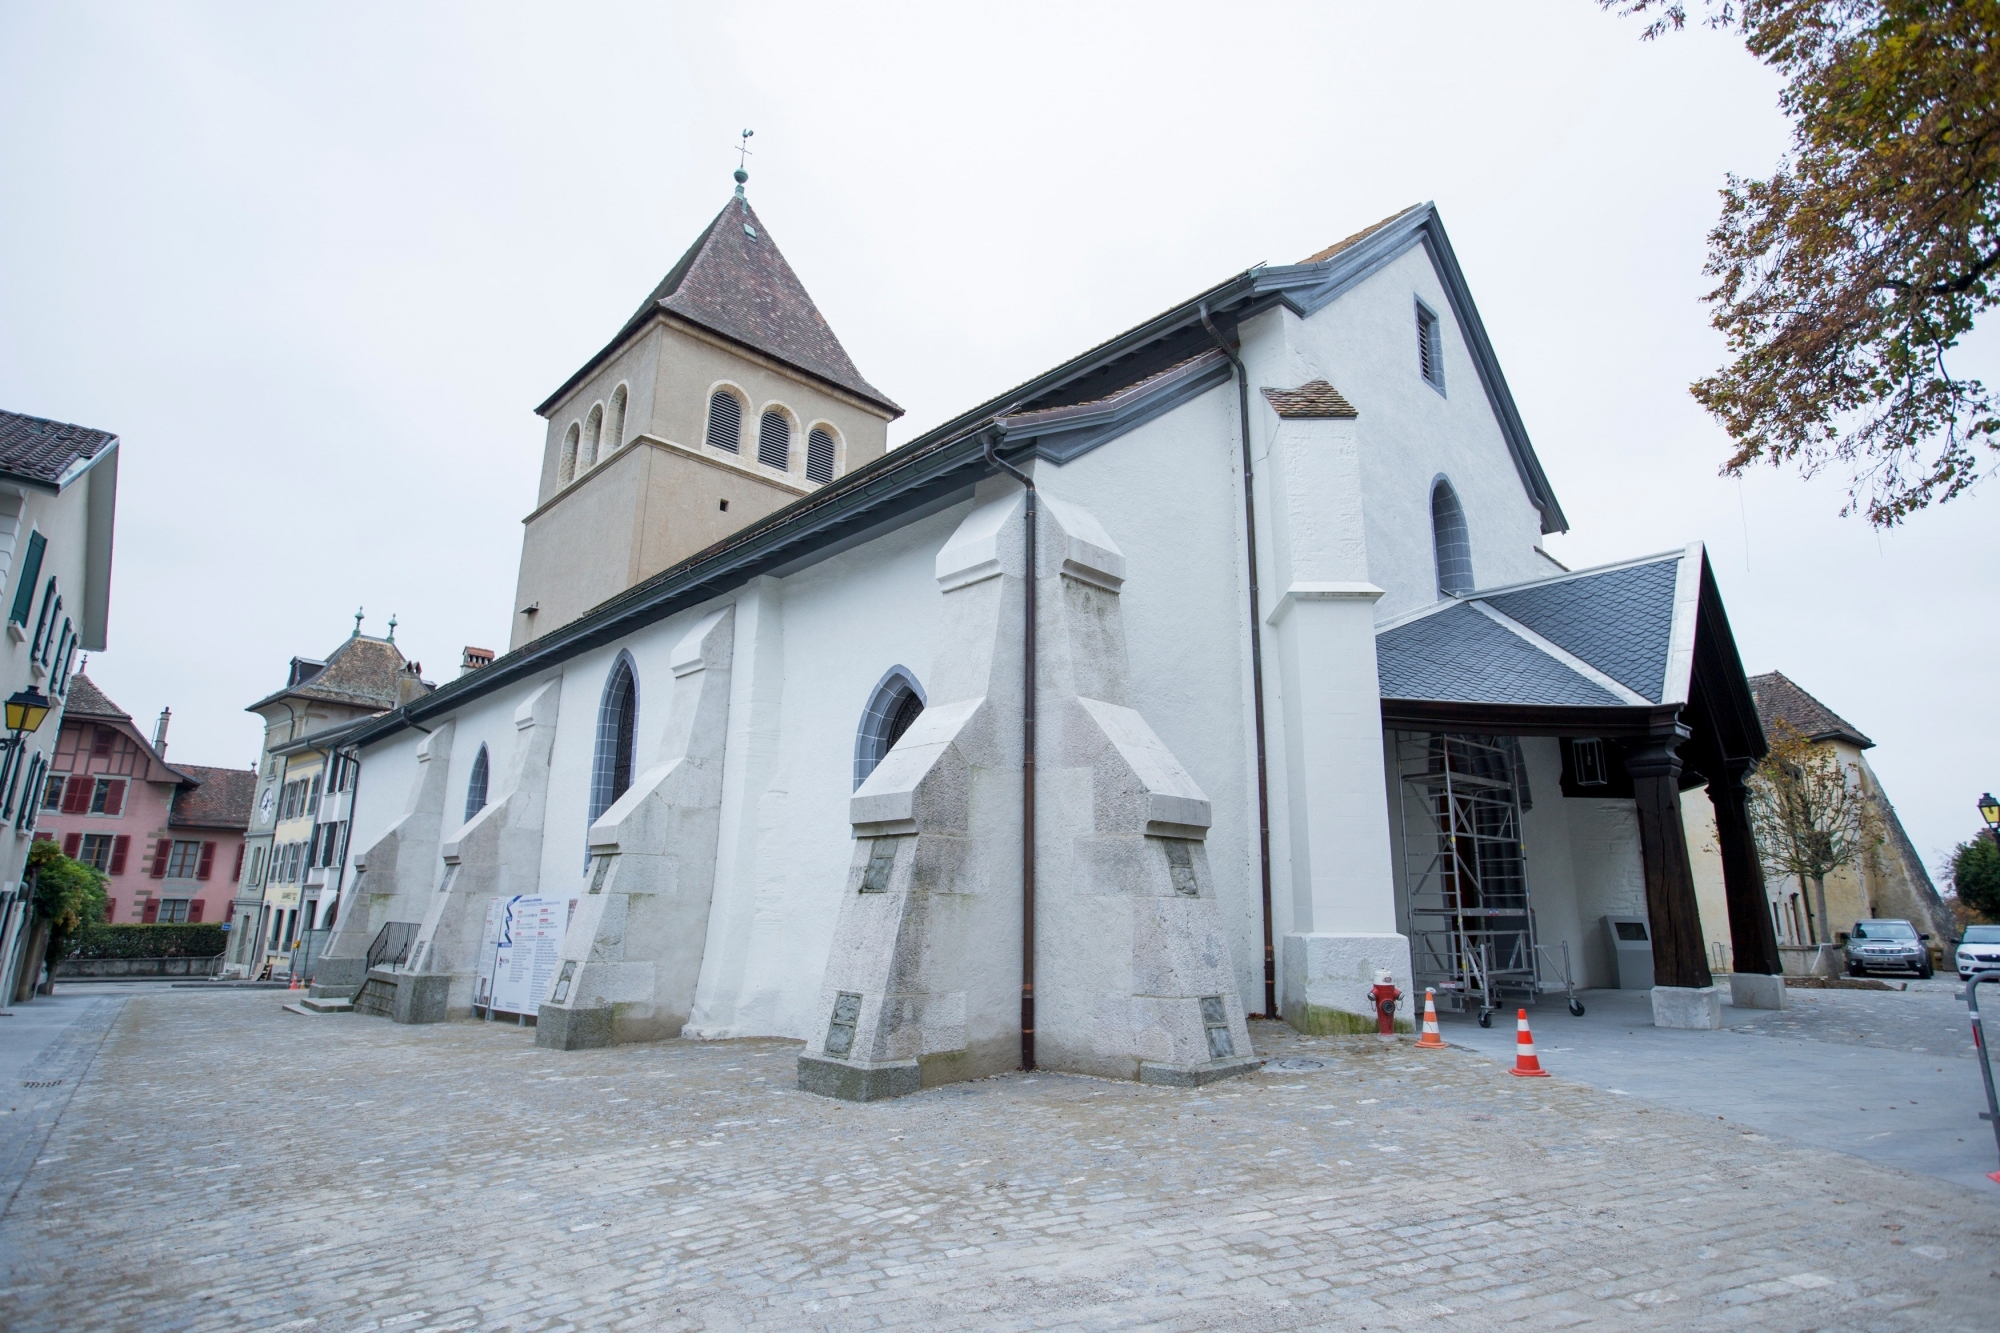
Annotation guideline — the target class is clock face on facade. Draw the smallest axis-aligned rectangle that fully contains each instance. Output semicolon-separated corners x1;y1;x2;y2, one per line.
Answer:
259;786;275;819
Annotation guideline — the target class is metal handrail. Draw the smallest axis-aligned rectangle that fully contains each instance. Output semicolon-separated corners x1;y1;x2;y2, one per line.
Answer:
365;921;420;972
1966;973;2000;1181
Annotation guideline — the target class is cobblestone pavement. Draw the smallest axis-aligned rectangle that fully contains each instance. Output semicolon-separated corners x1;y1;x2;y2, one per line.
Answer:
1725;979;1977;1062
2;989;1997;1332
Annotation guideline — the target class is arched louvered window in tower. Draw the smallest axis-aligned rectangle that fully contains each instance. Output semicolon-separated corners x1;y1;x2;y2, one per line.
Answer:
464;744;489;824
607;383;627;456
758;410;791;470
590;654;639;835
852;666;926;789
583;402;604;470
1431;479;1473;597
558;423;580;486
707;391;742;453
806;427;836;483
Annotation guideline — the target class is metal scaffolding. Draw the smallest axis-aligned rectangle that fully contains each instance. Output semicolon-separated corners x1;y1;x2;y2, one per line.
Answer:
1393;731;1579;1026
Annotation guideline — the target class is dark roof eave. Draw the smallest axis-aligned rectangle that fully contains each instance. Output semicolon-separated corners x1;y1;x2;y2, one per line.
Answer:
535;309;905;421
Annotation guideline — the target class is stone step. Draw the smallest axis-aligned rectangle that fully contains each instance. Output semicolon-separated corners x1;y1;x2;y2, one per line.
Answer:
282;996;355;1016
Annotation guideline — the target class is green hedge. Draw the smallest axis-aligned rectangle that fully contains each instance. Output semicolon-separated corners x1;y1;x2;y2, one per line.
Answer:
70;923;229;960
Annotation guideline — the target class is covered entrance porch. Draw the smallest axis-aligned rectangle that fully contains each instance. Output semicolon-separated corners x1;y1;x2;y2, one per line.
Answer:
1373;543;1781;1028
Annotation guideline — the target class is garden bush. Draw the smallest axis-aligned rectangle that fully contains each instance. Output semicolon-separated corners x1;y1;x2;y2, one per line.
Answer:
70;923;228;959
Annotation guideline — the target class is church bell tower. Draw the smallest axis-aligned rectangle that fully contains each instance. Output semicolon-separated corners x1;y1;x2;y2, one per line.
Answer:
510;171;901;649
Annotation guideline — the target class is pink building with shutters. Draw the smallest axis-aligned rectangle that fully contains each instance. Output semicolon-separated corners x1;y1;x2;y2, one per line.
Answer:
39;675;252;925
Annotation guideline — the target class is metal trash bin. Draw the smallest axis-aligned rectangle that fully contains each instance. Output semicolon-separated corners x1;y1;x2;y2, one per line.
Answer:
1603;914;1654;990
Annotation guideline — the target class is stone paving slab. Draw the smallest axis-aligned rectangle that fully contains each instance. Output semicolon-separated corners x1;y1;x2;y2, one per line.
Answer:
1;990;1996;1332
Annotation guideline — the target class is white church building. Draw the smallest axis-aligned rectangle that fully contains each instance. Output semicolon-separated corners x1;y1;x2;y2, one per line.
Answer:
313;181;1781;1098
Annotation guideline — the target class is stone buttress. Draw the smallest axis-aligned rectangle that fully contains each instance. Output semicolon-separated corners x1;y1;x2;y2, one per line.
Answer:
538;607;734;1050
316;720;456;1000
398;681;561;1023
798;478;1258;1100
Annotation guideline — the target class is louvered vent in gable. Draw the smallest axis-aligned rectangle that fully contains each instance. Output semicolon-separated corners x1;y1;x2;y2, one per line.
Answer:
806;427;836;483
1416;299;1444;391
758;410;790;470
706;391;742;452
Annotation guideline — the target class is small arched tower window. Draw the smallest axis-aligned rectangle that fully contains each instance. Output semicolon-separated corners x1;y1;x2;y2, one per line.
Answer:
806;427;837;484
707;390;742;453
590;654;639;828
607;383;628;456
464;744;489;824
583;402;604;471
1431;479;1473;597
853;666;926;789
758;409;791;470
558;423;580;486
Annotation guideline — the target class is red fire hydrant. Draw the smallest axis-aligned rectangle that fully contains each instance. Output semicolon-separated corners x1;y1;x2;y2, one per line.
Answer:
1371;969;1402;1036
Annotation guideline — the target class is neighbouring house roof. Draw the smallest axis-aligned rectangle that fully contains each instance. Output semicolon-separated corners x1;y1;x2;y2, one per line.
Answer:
538;193;901;419
1748;671;1874;749
59;673;128;721
56;674;181;784
170;765;256;830
352;202;1568;751
249;634;427;715
0;408;118;493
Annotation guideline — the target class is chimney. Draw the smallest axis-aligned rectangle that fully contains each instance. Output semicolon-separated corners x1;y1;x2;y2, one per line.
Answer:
460;646;495;676
153;706;171;758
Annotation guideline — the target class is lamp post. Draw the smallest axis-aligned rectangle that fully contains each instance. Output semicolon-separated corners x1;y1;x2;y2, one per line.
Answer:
0;686;51;752
1981;792;2000;851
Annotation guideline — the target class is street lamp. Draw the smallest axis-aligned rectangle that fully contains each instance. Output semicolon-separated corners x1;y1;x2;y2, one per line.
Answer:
0;687;51;750
1982;792;2000;849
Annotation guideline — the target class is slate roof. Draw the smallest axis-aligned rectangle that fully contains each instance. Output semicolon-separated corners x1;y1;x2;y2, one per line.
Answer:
1376;602;1626;707
250;634;423;713
1748;671;1873;749
1260;381;1358;419
170;765;256;830
1377;550;1695;711
1482;557;1681;703
60;673;128;721
0;409;118;491
540;193;900;418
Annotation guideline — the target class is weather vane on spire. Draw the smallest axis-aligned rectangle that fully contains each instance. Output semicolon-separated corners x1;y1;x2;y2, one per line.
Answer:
734;128;753;195
353;606;364;638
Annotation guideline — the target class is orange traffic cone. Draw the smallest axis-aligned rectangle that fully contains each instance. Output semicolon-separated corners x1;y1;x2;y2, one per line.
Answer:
289;972;303;992
1415;989;1446;1050
1509;1008;1549;1077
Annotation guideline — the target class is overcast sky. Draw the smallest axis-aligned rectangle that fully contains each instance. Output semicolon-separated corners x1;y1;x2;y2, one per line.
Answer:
2;2;1993;882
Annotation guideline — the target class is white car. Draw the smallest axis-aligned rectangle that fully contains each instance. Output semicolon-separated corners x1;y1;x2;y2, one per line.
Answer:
1957;925;2000;982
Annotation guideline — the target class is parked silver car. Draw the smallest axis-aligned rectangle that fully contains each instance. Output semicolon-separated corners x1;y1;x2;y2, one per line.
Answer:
1844;919;1933;979
1956;924;2000;981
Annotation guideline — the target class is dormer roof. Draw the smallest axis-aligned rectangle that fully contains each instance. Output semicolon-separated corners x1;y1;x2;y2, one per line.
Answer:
538;194;901;419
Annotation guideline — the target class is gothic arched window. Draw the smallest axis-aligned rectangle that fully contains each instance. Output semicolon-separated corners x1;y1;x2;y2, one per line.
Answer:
558;422;580;486
806;426;837;483
1431;479;1473;597
607;383;628;456
852;666;926;789
590;654;639;827
464;744;489;824
758;409;791;470
583;401;604;471
707;390;743;453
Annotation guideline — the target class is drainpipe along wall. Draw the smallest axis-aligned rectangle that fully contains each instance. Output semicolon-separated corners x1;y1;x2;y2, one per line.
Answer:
1200;305;1279;1021
984;438;1038;1071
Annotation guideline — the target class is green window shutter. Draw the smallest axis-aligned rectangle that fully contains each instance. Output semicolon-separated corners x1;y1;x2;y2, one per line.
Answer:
9;532;45;625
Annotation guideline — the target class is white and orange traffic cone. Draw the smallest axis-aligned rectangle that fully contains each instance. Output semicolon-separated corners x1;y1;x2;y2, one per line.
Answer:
1509;1008;1549;1077
1415;989;1446;1050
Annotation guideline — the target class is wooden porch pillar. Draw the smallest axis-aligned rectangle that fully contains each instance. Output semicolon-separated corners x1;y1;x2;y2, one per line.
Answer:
1712;758;1782;975
1626;733;1713;990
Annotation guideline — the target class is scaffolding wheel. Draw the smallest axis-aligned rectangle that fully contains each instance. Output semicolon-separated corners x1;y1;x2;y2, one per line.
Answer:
1568;998;1586;1017
1476;1009;1493;1028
